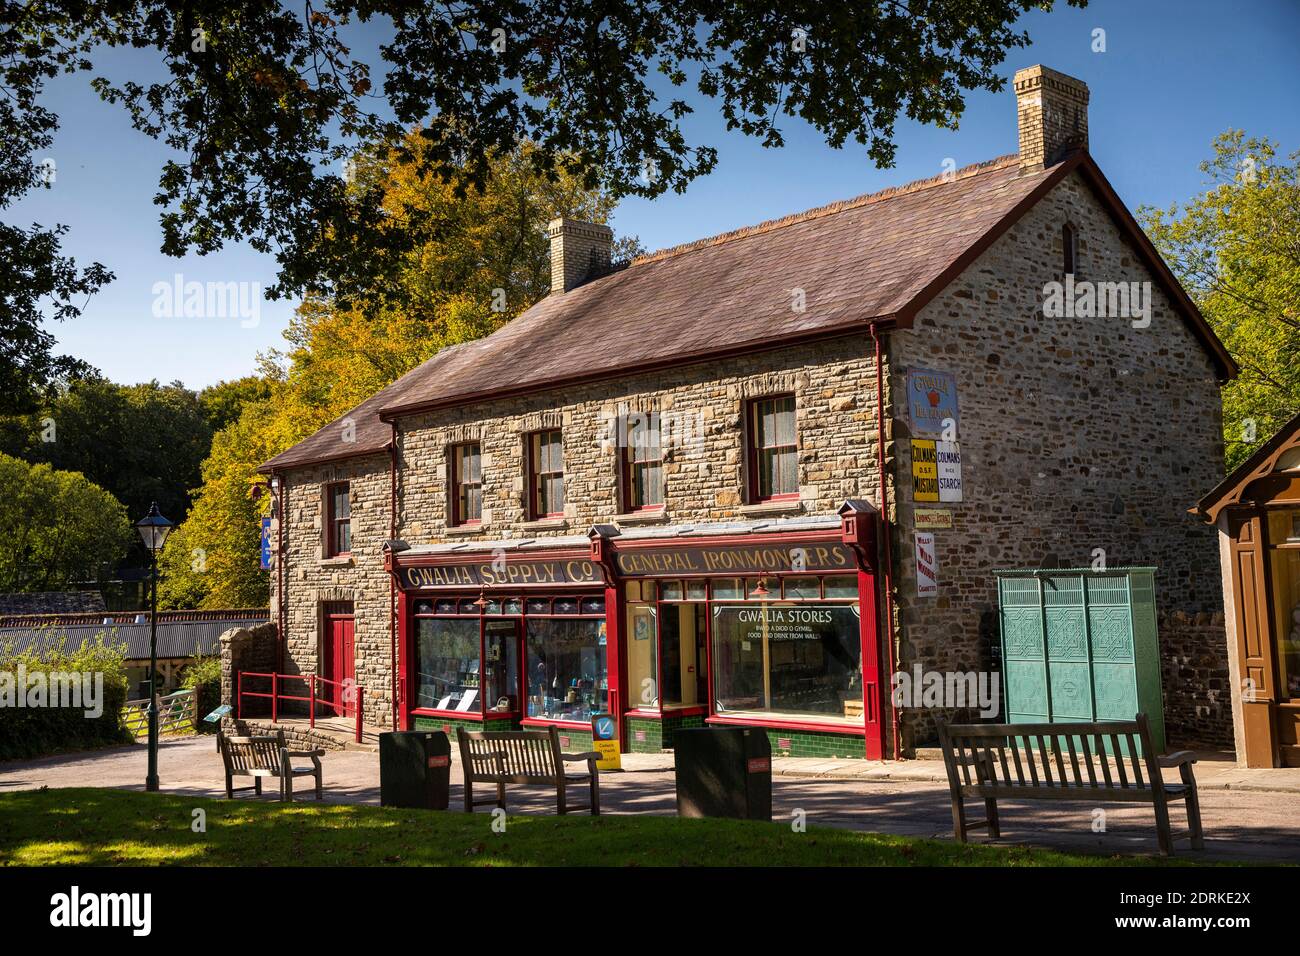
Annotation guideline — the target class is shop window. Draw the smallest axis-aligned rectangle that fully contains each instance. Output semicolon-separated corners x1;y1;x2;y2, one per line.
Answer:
553;597;579;615
450;442;482;525
621;412;664;511
526;618;608;722
325;482;351;556
824;575;859;599
711;601;863;721
433;598;458;614
685;580;708;602
1268;509;1300;700
526;597;550;615
483;621;519;713
662;603;707;709
746;395;797;502
415;618;482;712
626;603;658;708
783;576;821;600
580;596;606;615
528;429;565;518
502;597;523;615
712;578;743;601
659;580;683;602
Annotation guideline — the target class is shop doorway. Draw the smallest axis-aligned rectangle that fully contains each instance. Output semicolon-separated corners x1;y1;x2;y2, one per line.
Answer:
483;619;521;716
323;601;355;717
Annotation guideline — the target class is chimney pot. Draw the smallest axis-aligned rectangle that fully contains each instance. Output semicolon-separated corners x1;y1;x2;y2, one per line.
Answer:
547;218;613;294
1014;65;1089;173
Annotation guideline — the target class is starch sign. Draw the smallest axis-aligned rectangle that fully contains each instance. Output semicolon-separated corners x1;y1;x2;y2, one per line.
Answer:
936;441;963;503
915;532;938;597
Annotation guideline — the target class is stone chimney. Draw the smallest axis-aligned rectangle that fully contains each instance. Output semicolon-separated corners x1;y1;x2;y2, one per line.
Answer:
1014;65;1089;172
547;218;613;294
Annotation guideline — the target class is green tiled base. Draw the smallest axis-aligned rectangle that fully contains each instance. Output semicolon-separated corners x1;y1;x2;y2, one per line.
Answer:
760;728;867;759
413;716;516;740
626;713;706;752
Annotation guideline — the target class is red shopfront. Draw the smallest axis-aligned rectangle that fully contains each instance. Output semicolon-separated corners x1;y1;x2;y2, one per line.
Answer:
387;506;882;758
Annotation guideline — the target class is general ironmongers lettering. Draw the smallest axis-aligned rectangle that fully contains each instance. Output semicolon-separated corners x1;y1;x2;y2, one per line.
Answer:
615;543;854;577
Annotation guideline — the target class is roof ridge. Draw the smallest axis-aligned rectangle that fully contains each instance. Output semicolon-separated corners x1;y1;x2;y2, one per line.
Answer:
633;153;1020;266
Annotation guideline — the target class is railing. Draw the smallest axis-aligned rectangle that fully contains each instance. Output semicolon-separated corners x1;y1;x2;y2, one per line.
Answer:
123;688;197;738
236;671;364;743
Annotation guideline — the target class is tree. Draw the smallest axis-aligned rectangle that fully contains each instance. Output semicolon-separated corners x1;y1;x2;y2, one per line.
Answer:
1139;131;1300;470
0;5;112;412
0;376;213;523
161;138;635;607
0;452;132;592
1;0;1083;320
198;376;274;434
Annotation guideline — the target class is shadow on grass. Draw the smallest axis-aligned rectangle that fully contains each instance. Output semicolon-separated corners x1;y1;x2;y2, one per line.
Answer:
0;788;1203;868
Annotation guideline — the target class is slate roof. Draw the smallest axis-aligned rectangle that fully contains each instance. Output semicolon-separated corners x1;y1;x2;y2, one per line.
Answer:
0;591;106;615
263;150;1235;472
0;613;269;661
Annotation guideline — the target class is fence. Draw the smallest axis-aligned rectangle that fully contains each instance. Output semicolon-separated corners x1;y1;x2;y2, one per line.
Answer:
122;688;197;738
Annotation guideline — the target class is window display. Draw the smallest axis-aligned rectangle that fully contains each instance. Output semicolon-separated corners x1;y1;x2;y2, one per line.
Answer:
1268;509;1300;700
415;618;482;712
712;603;862;720
526;618;608;722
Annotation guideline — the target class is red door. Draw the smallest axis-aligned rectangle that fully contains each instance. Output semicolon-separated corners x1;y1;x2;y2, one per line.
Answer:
323;603;356;717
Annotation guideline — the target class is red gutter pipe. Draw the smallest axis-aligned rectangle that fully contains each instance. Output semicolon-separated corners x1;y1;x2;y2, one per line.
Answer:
871;323;900;760
275;470;287;676
388;423;399;731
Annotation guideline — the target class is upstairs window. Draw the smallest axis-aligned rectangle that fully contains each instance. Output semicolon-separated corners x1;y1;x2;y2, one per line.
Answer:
747;395;798;502
1062;223;1077;276
621;412;664;511
326;482;351;556
451;442;482;525
528;429;565;519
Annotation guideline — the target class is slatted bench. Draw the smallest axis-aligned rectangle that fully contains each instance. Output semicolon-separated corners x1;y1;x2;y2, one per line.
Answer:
458;726;601;816
217;730;325;803
936;714;1204;855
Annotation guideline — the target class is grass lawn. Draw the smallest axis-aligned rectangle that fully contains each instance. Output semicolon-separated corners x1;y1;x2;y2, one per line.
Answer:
0;788;1201;867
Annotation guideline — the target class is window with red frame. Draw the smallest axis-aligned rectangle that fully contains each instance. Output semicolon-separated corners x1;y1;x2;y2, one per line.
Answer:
326;482;351;556
451;442;482;525
528;429;565;518
747;395;797;501
621;412;664;511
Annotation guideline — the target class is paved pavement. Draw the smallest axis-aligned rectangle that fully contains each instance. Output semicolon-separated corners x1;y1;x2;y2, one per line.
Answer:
3;737;1298;863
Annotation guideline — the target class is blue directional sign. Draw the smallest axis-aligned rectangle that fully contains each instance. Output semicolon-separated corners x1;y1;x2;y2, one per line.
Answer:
259;517;272;570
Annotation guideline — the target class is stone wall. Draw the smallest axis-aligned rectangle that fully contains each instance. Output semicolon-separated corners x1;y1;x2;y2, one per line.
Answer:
394;335;885;539
887;169;1227;751
220;622;278;718
1158;610;1233;749
278;452;395;728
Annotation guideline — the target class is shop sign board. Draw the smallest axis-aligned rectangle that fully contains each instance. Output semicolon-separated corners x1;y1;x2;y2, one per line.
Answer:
911;439;939;502
915;533;938;597
914;509;953;530
907;368;960;437
401;558;602;590
591;713;622;771
614;541;856;577
937;441;963;503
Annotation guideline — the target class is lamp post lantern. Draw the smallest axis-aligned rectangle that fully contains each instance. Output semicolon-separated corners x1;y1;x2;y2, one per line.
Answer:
135;502;173;792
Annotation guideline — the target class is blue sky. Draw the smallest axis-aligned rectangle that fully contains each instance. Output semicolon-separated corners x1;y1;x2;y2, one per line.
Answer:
17;0;1300;390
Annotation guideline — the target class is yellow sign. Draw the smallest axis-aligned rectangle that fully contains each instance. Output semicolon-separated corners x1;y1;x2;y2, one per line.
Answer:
593;739;621;771
911;439;939;502
914;509;953;530
590;714;621;771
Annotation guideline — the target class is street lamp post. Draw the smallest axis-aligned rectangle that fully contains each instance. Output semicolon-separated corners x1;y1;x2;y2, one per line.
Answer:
135;502;173;793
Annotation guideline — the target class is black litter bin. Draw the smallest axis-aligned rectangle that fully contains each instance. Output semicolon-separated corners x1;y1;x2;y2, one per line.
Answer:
379;730;451;809
674;727;772;821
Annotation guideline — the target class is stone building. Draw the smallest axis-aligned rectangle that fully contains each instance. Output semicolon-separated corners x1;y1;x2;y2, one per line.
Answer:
247;65;1236;759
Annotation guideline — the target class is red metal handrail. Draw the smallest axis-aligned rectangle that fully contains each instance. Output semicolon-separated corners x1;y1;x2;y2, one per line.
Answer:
237;671;364;743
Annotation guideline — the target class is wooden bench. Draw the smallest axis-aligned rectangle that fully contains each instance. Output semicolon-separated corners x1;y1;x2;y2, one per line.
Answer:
936;714;1204;855
218;730;325;803
458;726;601;815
